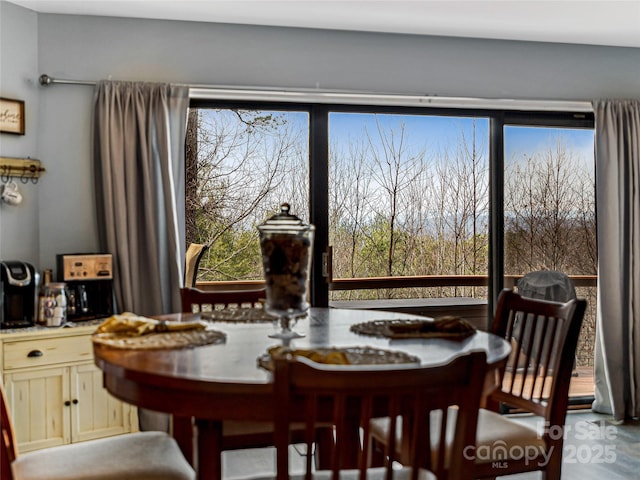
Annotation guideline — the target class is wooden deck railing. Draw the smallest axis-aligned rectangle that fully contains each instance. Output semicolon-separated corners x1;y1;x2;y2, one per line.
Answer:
197;274;597;292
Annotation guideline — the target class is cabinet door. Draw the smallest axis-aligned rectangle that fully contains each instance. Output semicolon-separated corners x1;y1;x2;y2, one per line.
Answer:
70;363;135;442
3;367;71;452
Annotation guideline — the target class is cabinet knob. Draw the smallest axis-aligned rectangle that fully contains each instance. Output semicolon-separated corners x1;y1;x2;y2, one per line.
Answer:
27;350;43;358
72;399;79;405
64;400;71;407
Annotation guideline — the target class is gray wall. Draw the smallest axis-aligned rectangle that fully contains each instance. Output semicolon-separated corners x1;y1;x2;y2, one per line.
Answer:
1;1;639;273
0;1;40;267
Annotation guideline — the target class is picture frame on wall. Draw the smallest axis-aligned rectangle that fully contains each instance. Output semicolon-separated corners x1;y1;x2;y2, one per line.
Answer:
0;98;25;135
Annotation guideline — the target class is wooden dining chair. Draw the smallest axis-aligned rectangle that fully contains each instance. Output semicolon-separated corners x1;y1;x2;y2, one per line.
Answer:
179;286;266;312
370;289;587;480
184;243;209;288
177;287;305;477
260;350;487;480
1;379;194;480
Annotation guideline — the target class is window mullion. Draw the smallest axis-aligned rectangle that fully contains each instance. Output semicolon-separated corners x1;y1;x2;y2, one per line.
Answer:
489;113;505;320
309;106;330;307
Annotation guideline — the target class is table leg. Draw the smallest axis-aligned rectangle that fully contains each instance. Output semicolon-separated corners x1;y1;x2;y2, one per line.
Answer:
172;416;195;466
481;368;502;410
195;418;223;480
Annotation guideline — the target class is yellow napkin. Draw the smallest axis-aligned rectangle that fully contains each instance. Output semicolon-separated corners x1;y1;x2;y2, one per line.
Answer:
96;312;208;337
267;345;351;365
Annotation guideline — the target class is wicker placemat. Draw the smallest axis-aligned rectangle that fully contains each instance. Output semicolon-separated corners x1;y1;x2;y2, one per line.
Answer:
200;308;278;323
350;317;476;340
258;345;420;370
92;328;226;350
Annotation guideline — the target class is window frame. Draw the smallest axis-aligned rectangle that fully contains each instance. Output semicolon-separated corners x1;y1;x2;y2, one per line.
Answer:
188;98;594;311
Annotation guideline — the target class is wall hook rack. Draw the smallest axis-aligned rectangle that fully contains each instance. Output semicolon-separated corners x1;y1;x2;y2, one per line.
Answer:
0;157;45;184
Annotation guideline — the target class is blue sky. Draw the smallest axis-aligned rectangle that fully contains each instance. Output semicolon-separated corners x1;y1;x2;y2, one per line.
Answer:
504;126;594;167
206;108;594;172
329;112;594;168
329;113;488;157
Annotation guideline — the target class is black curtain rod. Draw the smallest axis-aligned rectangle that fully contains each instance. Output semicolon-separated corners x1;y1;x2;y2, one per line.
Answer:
39;74;96;86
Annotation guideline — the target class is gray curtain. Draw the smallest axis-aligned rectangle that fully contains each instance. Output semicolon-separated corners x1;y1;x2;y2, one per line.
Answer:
592;99;640;421
93;81;189;316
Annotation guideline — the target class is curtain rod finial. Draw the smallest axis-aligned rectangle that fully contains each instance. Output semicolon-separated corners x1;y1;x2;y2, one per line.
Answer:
39;74;52;86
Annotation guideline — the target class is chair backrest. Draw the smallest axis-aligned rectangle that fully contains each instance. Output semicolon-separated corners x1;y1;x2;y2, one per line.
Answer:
273;350;487;480
179;287;266;313
487;289;587;440
184;243;209;288
1;380;17;480
515;270;578;370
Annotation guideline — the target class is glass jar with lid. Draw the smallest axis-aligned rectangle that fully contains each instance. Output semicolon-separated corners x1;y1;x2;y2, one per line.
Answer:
257;203;315;339
43;282;68;327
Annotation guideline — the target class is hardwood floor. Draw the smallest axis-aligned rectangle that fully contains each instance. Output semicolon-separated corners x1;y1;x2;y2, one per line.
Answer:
221;410;640;479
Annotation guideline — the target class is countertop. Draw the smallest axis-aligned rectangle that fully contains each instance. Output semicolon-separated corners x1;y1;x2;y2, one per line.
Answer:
0;320;105;340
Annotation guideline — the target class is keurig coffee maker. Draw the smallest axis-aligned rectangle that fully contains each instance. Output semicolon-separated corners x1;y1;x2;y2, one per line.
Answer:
0;261;37;329
56;254;115;321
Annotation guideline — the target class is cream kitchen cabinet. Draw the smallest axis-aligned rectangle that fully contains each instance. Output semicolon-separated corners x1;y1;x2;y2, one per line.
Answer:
0;324;138;453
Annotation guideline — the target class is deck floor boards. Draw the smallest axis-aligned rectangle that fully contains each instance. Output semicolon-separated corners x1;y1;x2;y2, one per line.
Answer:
569;366;595;398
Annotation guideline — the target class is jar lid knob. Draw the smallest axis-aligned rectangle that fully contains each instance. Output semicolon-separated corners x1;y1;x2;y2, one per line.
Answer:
258;202;314;232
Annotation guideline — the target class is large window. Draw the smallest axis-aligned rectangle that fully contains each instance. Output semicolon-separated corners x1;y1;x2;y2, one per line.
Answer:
186;101;594;310
503;126;595;276
185;107;309;282
328;113;489;300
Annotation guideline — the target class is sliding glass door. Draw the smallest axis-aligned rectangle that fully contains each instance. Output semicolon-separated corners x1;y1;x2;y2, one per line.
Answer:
502;122;596;399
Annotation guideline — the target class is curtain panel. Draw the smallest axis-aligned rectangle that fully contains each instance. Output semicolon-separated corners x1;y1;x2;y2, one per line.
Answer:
592;99;640;421
93;81;189;316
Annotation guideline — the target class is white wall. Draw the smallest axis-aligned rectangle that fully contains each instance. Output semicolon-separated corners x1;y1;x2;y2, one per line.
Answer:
1;2;640;273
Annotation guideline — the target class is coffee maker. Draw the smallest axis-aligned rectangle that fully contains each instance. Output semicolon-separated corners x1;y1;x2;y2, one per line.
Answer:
56;254;115;321
0;261;37;328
